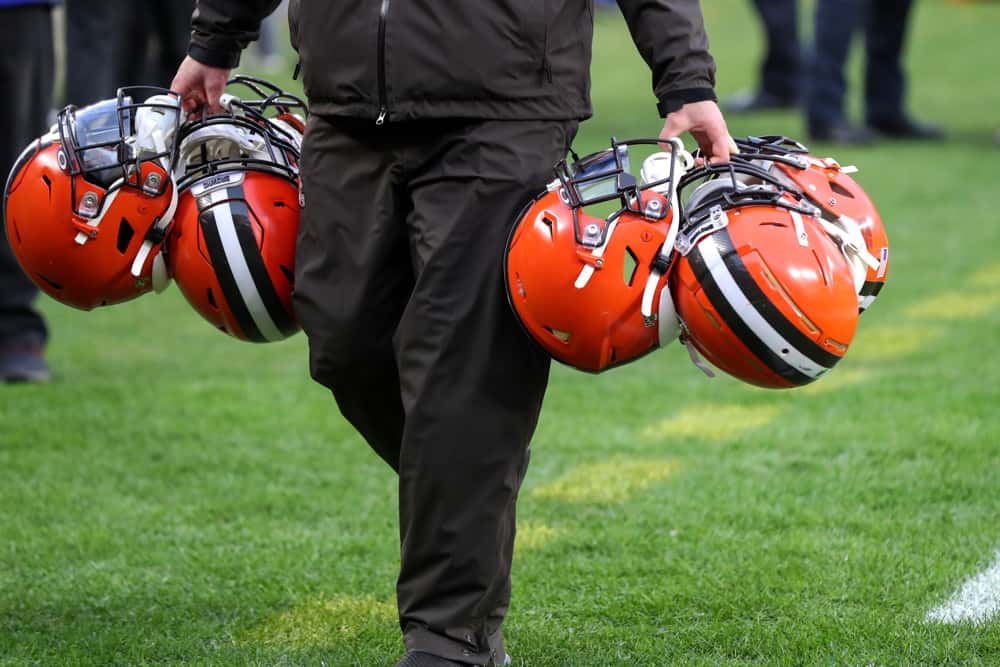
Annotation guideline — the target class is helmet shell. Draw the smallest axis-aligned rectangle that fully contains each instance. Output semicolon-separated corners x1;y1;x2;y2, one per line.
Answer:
3;139;175;310
505;189;674;372
167;170;300;342
671;202;859;388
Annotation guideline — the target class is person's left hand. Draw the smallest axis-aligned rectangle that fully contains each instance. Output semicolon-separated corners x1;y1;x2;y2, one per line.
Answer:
660;100;737;163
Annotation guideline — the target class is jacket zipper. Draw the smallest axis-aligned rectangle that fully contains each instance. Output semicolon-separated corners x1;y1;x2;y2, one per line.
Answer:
376;0;390;125
539;2;552;84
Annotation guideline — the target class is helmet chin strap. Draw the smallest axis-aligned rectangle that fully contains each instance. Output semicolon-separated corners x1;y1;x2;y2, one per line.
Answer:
130;177;179;279
816;214;881;296
640;139;692;336
682;335;716;378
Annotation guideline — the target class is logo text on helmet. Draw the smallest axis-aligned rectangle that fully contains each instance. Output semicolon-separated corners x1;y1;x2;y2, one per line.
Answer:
190;171;244;198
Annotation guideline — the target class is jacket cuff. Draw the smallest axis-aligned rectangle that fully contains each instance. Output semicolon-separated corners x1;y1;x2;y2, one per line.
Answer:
188;43;241;69
656;88;718;117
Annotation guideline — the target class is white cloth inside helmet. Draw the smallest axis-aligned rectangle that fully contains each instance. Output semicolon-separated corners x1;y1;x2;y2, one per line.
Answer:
684;175;742;211
133;94;181;165
640;149;694;195
175;121;294;179
268;116;305;153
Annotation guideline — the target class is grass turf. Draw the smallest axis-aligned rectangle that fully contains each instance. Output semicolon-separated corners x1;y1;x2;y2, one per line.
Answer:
3;1;1000;664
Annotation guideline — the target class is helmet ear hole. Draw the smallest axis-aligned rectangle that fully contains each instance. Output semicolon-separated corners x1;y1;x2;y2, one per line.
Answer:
623;246;638;286
116;218;135;254
545;327;572;343
829;181;854;198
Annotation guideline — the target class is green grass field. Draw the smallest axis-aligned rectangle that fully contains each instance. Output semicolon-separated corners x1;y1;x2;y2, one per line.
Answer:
3;2;1000;664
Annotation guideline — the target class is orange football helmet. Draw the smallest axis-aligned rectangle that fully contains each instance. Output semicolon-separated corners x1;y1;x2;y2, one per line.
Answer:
670;159;859;389
166;77;305;342
734;136;889;312
505;138;692;372
3;89;182;310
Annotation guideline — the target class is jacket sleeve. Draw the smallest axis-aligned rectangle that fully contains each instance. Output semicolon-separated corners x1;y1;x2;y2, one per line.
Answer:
188;0;283;69
616;0;718;116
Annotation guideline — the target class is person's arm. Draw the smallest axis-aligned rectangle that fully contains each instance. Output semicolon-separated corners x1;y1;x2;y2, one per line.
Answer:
173;0;282;114
617;0;735;162
189;0;283;69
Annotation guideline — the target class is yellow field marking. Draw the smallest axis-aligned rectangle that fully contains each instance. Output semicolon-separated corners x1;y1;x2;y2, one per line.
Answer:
847;323;945;362
514;521;563;558
640;403;784;442
241;594;395;648
532;457;679;503
904;291;1000;320
970;262;1000;288
798;367;873;395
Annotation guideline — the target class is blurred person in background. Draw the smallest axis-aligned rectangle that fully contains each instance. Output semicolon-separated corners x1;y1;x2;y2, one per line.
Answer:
64;0;193;106
806;0;943;144
0;0;56;383
724;0;801;113
726;0;942;145
171;1;733;665
248;0;287;73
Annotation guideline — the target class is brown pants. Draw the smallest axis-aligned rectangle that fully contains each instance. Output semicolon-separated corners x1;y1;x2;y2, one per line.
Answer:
293;116;577;665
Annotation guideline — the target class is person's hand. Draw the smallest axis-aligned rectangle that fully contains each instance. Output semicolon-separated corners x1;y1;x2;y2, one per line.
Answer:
170;56;231;117
660;100;738;164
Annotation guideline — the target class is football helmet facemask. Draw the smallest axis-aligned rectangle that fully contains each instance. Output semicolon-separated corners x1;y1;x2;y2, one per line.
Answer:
3;88;182;309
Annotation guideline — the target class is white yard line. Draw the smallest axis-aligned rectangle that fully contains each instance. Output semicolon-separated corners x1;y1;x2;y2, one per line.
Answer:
925;551;1000;626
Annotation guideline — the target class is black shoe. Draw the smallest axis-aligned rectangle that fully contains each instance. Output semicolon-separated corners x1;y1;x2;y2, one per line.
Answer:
868;116;945;140
0;335;50;383
393;650;511;667
723;89;799;114
394;651;467;667
808;122;878;146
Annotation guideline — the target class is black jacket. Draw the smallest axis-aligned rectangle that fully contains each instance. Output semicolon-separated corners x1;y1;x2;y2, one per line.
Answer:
189;0;716;122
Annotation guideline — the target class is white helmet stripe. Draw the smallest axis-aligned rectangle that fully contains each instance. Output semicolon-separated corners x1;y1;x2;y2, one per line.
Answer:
207;187;285;342
697;238;828;379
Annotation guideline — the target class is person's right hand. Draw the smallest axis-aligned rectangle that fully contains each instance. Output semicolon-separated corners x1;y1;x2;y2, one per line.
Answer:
170;56;231;117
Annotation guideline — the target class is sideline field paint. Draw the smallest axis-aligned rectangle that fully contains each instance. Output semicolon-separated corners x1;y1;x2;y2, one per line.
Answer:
515;521;563;558
847;323;944;362
970;262;1000;287
532;457;679;503
798;368;872;395
925;551;1000;626
640;403;784;442
241;594;395;647
905;291;1000;320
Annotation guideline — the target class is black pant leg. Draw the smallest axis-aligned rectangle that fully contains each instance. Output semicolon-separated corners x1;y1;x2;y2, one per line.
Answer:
806;0;865;129
142;0;197;88
63;0;137;106
292;115;413;471
394;119;576;665
864;0;913;124
0;6;52;345
751;0;801;100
